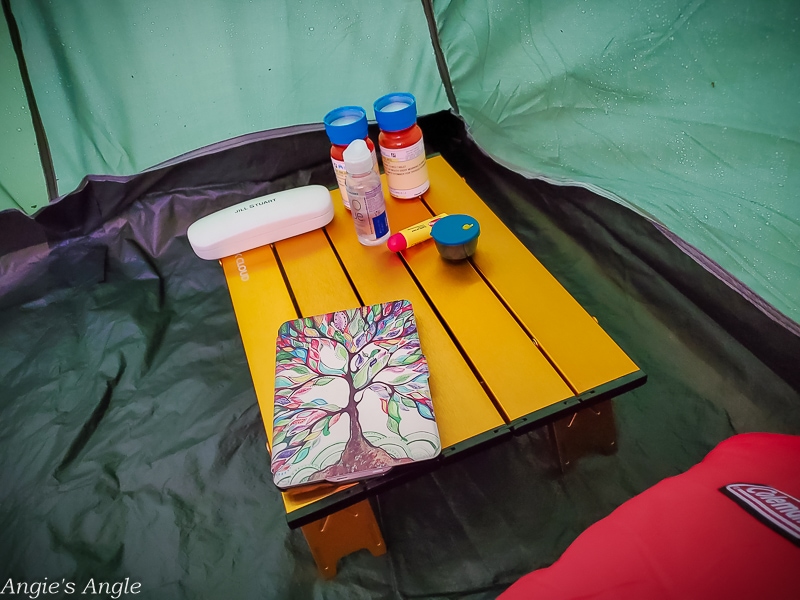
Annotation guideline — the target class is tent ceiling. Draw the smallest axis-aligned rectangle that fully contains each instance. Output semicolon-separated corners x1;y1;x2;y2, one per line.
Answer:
1;0;798;322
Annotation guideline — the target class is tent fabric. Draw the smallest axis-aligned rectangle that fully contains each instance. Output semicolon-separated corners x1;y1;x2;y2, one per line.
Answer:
432;0;800;327
1;1;798;331
1;113;798;598
499;433;800;599
5;0;448;202
0;5;46;214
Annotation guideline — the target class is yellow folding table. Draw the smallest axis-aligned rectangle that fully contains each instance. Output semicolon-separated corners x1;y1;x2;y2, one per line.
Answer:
221;156;645;577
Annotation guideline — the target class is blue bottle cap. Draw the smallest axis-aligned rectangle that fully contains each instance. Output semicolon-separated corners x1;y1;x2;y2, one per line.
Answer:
323;106;369;146
431;214;480;246
373;92;418;132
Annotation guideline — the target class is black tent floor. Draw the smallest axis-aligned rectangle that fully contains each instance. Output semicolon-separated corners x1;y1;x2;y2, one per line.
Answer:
1;113;798;599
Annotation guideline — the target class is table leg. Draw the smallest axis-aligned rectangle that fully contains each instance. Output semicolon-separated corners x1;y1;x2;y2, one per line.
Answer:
549;399;617;472
300;499;387;578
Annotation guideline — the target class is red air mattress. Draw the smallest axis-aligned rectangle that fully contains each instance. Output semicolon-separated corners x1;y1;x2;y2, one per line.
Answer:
501;433;800;599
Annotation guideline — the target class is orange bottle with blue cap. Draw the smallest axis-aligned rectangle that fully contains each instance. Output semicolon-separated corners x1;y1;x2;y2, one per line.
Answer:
324;106;379;210
374;93;430;199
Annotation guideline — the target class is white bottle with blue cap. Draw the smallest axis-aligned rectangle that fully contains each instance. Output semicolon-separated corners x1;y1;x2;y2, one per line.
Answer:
343;139;391;246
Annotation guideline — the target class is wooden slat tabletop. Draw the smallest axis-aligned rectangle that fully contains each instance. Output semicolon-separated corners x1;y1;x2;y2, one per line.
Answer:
421;160;640;395
221;156;643;525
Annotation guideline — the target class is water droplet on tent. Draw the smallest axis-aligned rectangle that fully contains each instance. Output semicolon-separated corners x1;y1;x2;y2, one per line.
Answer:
309;27;314;31
16;128;21;132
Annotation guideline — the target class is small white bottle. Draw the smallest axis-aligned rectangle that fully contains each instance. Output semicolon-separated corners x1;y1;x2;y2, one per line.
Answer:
343;139;391;246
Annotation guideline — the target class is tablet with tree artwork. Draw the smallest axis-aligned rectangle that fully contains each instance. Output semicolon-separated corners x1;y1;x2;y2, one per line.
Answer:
270;299;441;490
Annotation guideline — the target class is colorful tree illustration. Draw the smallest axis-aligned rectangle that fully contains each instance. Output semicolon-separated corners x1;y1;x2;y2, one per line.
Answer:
270;300;438;487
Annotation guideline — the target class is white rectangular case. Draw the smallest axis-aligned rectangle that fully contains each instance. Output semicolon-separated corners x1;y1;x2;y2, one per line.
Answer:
187;185;334;260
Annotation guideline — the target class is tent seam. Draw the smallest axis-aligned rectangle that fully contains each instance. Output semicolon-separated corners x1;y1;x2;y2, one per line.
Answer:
2;0;58;201
420;0;459;115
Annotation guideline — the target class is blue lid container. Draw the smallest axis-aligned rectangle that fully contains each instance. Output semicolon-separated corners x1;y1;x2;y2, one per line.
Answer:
431;214;480;261
373;93;418;132
323;106;369;146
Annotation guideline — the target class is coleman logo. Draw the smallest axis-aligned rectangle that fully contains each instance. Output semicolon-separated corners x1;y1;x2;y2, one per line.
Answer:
234;253;249;282
722;483;800;547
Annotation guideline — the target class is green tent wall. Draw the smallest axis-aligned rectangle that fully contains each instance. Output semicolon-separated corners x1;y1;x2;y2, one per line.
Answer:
1;2;799;598
2;0;798;325
433;0;800;327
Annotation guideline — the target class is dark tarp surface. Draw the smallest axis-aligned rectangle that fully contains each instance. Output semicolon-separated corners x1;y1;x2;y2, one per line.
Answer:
1;113;798;599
